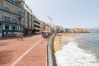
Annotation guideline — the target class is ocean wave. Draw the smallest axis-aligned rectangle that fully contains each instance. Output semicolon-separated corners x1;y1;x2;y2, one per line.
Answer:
55;41;99;66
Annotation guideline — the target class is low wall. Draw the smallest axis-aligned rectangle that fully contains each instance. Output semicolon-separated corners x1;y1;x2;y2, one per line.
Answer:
47;34;57;66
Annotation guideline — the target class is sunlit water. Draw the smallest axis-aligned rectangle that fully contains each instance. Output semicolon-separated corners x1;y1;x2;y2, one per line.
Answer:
55;33;99;66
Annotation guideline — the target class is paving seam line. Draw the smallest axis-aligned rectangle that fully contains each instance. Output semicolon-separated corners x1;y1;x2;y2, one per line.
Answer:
10;38;43;66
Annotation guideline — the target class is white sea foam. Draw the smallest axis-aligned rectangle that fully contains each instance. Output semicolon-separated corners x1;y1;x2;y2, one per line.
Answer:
55;41;99;66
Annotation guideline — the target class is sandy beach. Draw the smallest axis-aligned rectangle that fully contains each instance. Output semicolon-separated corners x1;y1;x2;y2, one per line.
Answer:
54;33;99;66
53;33;77;52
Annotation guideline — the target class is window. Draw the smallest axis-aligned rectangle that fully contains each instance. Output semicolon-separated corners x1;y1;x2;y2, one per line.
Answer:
0;23;1;25
4;6;10;12
4;16;11;22
0;15;4;21
5;25;9;30
0;23;2;30
12;26;16;30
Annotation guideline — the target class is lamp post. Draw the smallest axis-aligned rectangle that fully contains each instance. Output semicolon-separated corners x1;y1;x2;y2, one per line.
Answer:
47;16;53;25
47;16;55;33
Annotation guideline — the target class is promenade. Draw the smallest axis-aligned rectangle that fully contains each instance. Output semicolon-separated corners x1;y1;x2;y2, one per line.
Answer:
0;35;48;66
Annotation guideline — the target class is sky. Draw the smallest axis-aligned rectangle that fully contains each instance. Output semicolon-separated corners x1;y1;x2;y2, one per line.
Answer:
25;0;99;28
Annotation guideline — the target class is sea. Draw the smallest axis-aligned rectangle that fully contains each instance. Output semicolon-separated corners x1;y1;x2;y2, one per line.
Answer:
55;33;99;66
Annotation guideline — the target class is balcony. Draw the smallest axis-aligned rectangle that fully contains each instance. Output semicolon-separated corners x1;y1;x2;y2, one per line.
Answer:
34;22;40;26
0;7;24;17
0;16;22;25
34;24;40;28
34;20;40;26
5;0;24;8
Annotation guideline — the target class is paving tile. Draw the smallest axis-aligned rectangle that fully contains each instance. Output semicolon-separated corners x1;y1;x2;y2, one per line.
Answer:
0;35;43;66
15;39;47;66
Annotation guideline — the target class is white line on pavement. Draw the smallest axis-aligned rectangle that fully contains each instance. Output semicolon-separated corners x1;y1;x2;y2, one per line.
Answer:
11;39;42;66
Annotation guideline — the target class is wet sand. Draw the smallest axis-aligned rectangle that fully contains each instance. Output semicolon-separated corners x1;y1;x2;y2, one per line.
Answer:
53;33;77;52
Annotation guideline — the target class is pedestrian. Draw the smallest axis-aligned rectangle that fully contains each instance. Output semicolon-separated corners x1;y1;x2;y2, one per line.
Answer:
16;32;20;40
19;32;24;40
16;32;24;40
45;32;49;40
42;32;50;40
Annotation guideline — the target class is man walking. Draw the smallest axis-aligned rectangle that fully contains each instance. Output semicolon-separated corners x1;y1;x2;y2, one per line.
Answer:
20;32;24;40
16;32;24;40
16;32;20;40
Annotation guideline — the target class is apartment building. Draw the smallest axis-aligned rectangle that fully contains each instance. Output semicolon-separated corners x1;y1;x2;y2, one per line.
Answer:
40;21;46;33
23;4;34;35
24;4;42;35
33;17;41;34
0;0;25;37
43;22;52;32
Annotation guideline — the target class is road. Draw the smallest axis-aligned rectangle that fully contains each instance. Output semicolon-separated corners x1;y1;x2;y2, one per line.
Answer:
0;35;48;66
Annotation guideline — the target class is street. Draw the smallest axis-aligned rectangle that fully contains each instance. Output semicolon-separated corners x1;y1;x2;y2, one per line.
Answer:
0;35;48;66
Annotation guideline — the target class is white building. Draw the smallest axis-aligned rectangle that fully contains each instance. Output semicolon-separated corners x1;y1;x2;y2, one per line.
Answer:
0;0;25;37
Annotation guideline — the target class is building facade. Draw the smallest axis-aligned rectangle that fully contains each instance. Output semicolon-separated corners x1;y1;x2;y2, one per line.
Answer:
0;0;25;37
23;4;34;36
43;22;51;32
24;4;41;35
40;21;46;33
33;18;41;34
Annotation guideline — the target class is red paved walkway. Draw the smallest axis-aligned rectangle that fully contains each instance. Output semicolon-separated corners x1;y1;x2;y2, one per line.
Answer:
0;35;47;66
15;38;47;66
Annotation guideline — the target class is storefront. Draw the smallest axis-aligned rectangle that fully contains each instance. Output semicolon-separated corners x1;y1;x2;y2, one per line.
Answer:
2;30;22;37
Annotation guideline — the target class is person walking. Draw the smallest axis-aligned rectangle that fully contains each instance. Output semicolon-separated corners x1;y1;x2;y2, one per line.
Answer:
16;32;24;40
16;32;20;40
20;32;24;40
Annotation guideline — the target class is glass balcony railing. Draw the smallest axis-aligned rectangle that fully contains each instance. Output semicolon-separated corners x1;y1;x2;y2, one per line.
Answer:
0;7;24;17
5;0;24;8
0;18;4;21
0;17;22;25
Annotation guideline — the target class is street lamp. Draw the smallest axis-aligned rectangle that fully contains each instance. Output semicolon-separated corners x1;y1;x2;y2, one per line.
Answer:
47;16;53;26
47;16;55;33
